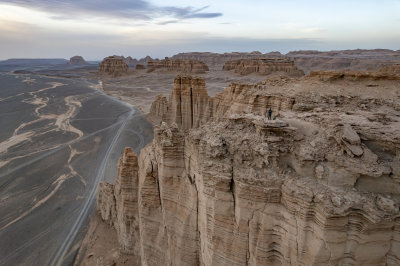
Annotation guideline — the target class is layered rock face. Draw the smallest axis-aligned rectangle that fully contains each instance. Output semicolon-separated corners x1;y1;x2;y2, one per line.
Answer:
67;55;88;65
223;58;304;76
98;147;140;254
171;51;282;70
99;56;129;77
147;57;209;73
287;49;400;74
99;74;400;265
308;66;400;81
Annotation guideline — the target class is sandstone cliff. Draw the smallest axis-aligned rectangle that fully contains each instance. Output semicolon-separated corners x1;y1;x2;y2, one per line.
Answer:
223;58;304;76
171;51;282;70
67;55;88;65
287;49;400;74
147;57;209;74
99;56;129;77
99;74;400;265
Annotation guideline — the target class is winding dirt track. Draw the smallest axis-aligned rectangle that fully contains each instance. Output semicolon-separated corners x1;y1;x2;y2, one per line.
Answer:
49;107;135;266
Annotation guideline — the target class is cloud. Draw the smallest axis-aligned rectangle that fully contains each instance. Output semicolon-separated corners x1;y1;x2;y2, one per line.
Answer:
303;28;325;33
1;0;222;22
157;20;179;25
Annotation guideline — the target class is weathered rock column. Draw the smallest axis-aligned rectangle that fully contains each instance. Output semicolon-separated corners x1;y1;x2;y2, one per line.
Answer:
113;147;140;254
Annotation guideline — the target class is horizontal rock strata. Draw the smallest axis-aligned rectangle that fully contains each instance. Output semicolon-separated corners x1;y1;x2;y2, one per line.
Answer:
99;56;129;77
147;57;209;73
99;74;400;265
223;58;304;76
171;51;282;70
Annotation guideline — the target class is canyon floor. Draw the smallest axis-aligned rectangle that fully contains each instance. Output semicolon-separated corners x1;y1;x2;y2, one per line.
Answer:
0;66;153;265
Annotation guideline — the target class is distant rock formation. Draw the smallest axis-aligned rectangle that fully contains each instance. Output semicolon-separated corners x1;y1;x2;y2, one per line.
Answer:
122;55;155;67
171;51;282;69
147;57;209;73
67;56;88;65
287;49;400;74
99;73;400;265
308;65;400;81
135;64;145;70
137;56;154;66
123;56;138;66
99;56;129;77
223;58;305;76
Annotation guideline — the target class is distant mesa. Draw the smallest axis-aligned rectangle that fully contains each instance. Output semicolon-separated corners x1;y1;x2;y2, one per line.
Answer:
171;51;282;69
147;57;209;74
223;58;304;76
308;64;400;81
287;49;400;74
99;56;129;77
68;55;88;65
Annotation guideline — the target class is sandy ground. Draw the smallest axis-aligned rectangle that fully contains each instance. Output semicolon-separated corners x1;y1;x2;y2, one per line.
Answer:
0;70;153;266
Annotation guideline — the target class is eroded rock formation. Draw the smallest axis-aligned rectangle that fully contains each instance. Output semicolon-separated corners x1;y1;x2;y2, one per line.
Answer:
308;67;400;81
287;49;400;74
171;51;282;70
223;58;304;76
99;74;400;265
147;57;209;73
98;147;140;254
67;55;88;65
99;56;129;77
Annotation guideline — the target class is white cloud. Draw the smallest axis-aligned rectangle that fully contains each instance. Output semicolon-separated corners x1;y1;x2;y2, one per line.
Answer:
303;28;325;34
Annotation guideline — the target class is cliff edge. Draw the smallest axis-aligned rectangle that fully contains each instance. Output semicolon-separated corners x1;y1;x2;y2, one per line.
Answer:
96;73;400;265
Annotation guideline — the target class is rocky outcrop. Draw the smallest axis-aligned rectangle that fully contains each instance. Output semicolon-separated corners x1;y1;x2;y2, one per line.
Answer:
149;94;168;124
171;51;282;70
308;68;400;81
99;56;129;77
124;56;138;66
147;57;209;73
67;56;88;65
98;74;400;265
149;76;297;128
98;147;140;254
110;55;155;67
223;58;304;76
135;64;145;70
287;49;400;74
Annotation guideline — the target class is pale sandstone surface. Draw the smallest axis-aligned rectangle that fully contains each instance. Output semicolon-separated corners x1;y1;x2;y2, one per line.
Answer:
99;56;130;77
222;58;304;76
147;57;209;74
93;71;400;265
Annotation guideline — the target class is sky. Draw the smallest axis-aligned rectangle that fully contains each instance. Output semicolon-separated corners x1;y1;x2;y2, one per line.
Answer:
0;0;399;60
